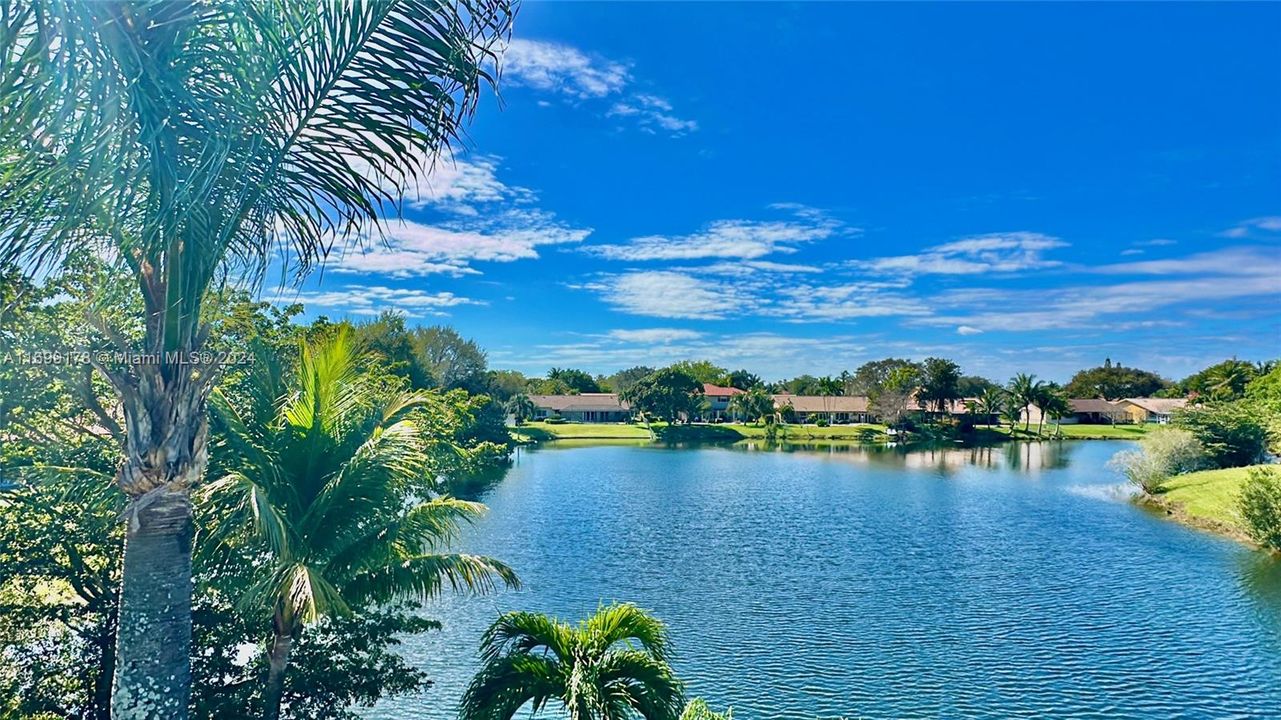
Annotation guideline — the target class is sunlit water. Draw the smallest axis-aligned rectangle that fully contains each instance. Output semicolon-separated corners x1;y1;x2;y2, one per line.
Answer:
365;441;1281;719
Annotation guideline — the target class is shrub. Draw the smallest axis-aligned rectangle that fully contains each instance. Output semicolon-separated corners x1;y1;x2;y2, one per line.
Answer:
1239;466;1281;551
543;415;567;425
1174;405;1268;468
1110;427;1205;494
814;416;830;427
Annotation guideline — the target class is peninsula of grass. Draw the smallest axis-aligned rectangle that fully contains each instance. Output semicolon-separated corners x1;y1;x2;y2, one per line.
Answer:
1145;465;1269;542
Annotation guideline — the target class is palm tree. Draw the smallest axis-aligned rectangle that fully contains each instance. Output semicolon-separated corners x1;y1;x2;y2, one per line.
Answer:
505;394;537;426
1039;384;1072;438
460;603;686;720
0;3;512;714
204;329;518;720
1007;373;1045;433
974;387;1006;428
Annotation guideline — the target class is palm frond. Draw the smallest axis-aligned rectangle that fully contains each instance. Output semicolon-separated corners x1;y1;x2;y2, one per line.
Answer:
478;611;577;666
583;602;673;664
458;653;564;720
596;650;686;720
199;470;291;559
346;552;518;606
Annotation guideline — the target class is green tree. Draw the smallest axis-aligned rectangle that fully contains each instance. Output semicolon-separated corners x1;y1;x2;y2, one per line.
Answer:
844;358;920;397
919;358;962;415
603;366;657;395
1063;360;1169;400
459;603;685;720
681;700;733;720
621;369;704;425
1172;359;1271;402
870;365;921;427
956;374;1001;398
0;2;513;714
1238;466;1281;552
504;394;536;426
1038;384;1072;438
1173;405;1269;468
968;386;1007;428
722;369;763;391
670;360;728;385
486;370;531;403
413;326;490;394
727;387;776;424
547;367;603;394
1109;427;1205;494
1007;373;1045;432
204;330;518;719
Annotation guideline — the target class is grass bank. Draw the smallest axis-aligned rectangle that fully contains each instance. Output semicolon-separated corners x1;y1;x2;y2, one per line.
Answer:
1145;465;1271;543
981;423;1154;441
511;421;888;444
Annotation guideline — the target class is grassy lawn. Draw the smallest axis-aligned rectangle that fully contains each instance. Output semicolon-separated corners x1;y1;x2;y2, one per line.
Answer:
984;423;1154;440
511;421;653;441
1154;465;1265;538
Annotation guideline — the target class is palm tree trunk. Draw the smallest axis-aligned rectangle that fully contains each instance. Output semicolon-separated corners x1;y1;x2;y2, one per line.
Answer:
110;489;194;720
91;616;117;720
107;359;211;720
263;631;296;720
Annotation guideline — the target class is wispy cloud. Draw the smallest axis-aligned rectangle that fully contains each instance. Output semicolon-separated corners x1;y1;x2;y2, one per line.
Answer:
1218;216;1281;238
270;285;483;318
575;270;759;320
502;38;695;136
587;206;845;261
504;38;630;99
607;94;697;136
606;328;704;343
1091;246;1280;276
337;210;590;278
853;231;1066;276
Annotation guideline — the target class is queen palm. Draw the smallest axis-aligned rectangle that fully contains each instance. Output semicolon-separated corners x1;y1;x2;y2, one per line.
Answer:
0;2;512;715
505;393;537;426
460;603;686;720
204;329;518;720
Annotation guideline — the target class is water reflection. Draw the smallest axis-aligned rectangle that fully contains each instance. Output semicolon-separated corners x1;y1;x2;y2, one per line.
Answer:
731;439;1074;475
1238;552;1281;642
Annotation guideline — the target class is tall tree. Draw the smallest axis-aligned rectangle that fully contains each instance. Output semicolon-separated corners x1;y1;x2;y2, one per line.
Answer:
413;325;490;393
669;360;728;385
604;366;657;395
918;357;962;414
204;329;517;719
1063;360;1168;400
0;2;513;715
1007;373;1045;432
460;603;685;720
547;367;602;394
843;358;919;397
722;369;763;391
621;368;703;425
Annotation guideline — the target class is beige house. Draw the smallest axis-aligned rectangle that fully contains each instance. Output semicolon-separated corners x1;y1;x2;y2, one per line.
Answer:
529;393;631;423
773;394;873;424
1122;397;1188;424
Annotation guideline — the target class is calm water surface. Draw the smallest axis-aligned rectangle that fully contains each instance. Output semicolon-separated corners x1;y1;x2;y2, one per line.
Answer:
368;441;1281;719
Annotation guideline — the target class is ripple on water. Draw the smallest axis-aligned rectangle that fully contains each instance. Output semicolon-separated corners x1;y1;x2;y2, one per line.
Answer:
366;442;1281;720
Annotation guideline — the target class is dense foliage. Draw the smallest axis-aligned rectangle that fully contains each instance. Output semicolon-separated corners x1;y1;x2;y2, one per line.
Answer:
1173;405;1269;469
1063;360;1169;400
1110;428;1206;494
621;368;704;425
1238;467;1281;552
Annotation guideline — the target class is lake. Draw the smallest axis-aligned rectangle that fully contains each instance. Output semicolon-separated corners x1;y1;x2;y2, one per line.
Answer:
367;440;1281;719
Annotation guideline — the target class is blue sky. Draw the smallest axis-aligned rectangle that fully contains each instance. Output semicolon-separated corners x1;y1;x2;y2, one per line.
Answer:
281;2;1281;383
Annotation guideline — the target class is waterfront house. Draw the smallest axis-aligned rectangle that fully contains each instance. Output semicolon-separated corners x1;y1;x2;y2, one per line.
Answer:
529;393;631;423
1122;397;1187;424
773;394;874;424
702;383;745;421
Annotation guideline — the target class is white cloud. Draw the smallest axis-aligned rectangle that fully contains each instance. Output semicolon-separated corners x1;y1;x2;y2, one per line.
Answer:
608;94;697;136
771;281;932;322
576;270;757;320
271;285;483;318
588;208;844;261
336;211;591;278
606;328;704;343
1219;216;1281;238
854;231;1067;276
502;39;695;136
957;325;983;336
504;39;630;98
1091;246;1281;276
